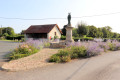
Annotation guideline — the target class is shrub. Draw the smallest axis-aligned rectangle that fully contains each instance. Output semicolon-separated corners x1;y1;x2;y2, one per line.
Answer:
44;42;50;48
6;39;48;60
108;40;120;51
86;42;104;56
7;43;39;60
49;40;120;63
49;46;87;63
108;43;116;51
71;46;87;58
99;42;109;52
49;54;61;63
60;35;66;40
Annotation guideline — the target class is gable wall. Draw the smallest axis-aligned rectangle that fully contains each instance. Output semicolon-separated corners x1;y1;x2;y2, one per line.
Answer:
47;25;61;40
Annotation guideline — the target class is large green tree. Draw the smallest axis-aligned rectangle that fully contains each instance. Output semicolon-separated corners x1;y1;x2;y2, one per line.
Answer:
87;25;97;38
96;28;103;38
1;27;15;36
77;22;89;37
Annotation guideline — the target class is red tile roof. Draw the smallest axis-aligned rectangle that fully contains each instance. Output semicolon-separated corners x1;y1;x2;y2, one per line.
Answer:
24;24;62;34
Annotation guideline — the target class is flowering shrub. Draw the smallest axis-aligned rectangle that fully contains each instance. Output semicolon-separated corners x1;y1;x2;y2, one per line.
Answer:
49;46;87;63
7;43;39;60
50;40;120;63
108;40;120;51
49;49;71;63
7;39;50;60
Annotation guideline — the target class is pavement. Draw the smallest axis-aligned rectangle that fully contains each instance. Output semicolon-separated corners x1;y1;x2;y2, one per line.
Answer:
1;41;120;80
0;41;20;65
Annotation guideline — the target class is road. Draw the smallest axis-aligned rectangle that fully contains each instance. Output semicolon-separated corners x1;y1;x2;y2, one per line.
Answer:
1;41;120;80
0;41;20;63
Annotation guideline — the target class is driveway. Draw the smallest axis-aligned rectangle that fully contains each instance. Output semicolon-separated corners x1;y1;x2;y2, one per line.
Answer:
1;41;120;80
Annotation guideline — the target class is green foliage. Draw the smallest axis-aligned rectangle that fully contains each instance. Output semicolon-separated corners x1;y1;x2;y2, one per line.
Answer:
112;33;119;38
1;27;15;36
60;35;66;40
70;46;87;58
61;25;67;36
54;35;58;39
44;42;50;47
77;22;89;37
6;44;39;60
3;33;9;37
72;28;79;37
96;28;103;38
49;46;87;63
49;49;71;63
108;43;116;51
6;35;24;40
87;25;98;38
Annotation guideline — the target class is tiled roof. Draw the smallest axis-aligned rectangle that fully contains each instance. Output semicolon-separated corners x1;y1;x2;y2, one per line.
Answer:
24;24;62;34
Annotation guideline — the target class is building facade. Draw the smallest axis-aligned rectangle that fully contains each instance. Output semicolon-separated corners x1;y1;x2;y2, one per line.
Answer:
24;24;62;41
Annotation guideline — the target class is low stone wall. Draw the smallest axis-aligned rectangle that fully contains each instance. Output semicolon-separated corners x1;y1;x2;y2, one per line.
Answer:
50;42;66;48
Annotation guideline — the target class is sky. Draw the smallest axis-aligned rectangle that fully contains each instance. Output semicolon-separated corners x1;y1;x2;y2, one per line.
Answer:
0;0;120;33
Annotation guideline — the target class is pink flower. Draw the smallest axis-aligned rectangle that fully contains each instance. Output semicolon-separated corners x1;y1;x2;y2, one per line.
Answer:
29;49;31;51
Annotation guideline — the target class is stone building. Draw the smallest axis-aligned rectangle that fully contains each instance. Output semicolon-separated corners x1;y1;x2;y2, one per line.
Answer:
24;24;62;41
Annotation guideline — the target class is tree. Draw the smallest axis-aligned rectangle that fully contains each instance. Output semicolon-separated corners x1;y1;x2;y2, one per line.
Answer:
77;22;89;37
101;26;113;38
112;33;119;38
72;28;79;37
96;28;103;38
20;30;25;35
2;27;15;36
6;27;15;36
61;25;67;36
0;28;2;37
87;25;97;38
102;27;109;38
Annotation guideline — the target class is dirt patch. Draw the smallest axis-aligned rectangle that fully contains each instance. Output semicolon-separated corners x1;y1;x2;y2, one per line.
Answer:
2;48;59;71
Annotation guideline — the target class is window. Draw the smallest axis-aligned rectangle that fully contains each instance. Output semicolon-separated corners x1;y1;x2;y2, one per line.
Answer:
55;32;56;36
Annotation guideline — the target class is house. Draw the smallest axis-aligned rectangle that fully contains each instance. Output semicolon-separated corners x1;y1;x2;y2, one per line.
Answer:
24;24;62;41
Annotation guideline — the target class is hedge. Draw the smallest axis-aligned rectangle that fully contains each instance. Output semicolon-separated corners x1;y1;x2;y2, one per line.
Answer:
6;35;24;40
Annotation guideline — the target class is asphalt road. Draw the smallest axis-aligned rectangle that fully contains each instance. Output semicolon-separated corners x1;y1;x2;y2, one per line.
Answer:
1;41;120;80
0;41;20;62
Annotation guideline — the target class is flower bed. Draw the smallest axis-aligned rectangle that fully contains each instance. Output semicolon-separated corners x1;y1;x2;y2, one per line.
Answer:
6;39;50;60
49;40;120;63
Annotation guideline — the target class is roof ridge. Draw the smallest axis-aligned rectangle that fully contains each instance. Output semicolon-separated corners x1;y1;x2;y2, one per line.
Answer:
31;24;56;26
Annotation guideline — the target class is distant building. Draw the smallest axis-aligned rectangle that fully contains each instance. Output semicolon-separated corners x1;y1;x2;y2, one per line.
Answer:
24;24;62;41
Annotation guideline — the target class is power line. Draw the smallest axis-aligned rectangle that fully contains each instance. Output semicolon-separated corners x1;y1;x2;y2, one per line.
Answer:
73;11;120;18
0;11;120;20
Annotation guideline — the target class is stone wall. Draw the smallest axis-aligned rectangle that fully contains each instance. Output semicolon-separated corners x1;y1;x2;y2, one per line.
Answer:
50;42;66;48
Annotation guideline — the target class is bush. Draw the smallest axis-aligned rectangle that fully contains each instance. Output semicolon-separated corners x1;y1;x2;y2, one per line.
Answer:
6;35;24;40
7;43;39;60
71;46;87;58
49;54;61;63
44;42;50;48
49;40;120;63
49;46;87;63
60;35;66;40
108;43;116;51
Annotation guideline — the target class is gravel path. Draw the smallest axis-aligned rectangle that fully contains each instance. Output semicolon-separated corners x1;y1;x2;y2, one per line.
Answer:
2;48;59;71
